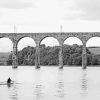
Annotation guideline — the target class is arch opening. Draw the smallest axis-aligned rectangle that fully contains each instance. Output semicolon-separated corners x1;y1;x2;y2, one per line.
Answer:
86;37;100;65
17;37;36;66
0;37;13;66
18;37;36;51
63;37;83;66
40;37;59;47
40;37;59;66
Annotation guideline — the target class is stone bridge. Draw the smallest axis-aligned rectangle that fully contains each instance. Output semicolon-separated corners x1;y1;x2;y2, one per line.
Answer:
0;32;100;69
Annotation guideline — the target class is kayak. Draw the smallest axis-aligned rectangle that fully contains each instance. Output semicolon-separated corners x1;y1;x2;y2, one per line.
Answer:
0;81;14;85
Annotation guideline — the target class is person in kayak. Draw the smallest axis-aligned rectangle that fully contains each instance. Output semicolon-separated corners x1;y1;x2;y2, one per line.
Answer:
7;77;12;84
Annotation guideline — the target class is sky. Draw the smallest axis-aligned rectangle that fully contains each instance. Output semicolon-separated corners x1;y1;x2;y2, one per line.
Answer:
0;0;100;52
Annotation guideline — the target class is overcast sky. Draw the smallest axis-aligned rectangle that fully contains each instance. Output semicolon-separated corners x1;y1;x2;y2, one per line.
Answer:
0;0;100;52
0;0;100;32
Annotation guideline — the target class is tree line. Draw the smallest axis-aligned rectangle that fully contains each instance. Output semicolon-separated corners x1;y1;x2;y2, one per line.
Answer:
6;44;100;66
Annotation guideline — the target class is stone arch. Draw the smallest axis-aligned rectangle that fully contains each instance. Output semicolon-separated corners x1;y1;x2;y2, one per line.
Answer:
0;36;13;42
86;36;100;47
63;37;83;66
0;37;13;52
17;37;36;66
39;36;60;66
40;36;60;47
63;37;83;45
86;37;100;66
0;37;13;66
17;36;36;51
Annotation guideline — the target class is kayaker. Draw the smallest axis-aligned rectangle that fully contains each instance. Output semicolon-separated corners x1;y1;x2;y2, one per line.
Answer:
7;77;12;84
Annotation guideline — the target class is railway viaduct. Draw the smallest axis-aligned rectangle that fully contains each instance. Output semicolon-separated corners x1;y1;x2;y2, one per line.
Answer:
0;32;99;69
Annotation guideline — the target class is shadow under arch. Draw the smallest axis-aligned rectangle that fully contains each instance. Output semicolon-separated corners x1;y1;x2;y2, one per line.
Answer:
63;37;83;66
40;37;60;66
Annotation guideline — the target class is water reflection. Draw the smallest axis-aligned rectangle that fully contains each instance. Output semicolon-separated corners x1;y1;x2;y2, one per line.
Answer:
8;84;18;100
7;84;13;88
7;68;18;100
33;69;44;100
1;66;100;100
80;70;88;97
34;84;43;100
56;69;65;98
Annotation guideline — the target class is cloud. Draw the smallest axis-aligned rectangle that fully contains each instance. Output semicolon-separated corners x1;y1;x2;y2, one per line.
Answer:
0;0;36;9
64;0;100;20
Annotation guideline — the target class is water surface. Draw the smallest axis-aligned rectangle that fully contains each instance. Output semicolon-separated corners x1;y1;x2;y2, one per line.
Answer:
0;66;100;100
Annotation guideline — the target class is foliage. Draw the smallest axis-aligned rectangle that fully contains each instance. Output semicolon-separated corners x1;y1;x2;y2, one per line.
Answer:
6;44;100;66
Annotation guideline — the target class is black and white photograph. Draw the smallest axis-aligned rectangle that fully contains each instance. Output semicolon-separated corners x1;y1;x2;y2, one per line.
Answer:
0;0;100;100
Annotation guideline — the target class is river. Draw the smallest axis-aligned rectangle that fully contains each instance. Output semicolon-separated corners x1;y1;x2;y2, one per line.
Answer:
0;66;100;100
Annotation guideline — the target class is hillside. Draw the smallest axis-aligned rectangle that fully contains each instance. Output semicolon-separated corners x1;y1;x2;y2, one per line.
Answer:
88;47;100;55
0;52;11;65
0;46;99;66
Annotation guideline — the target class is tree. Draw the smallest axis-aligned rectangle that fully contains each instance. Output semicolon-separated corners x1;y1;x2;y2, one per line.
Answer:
6;44;100;66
